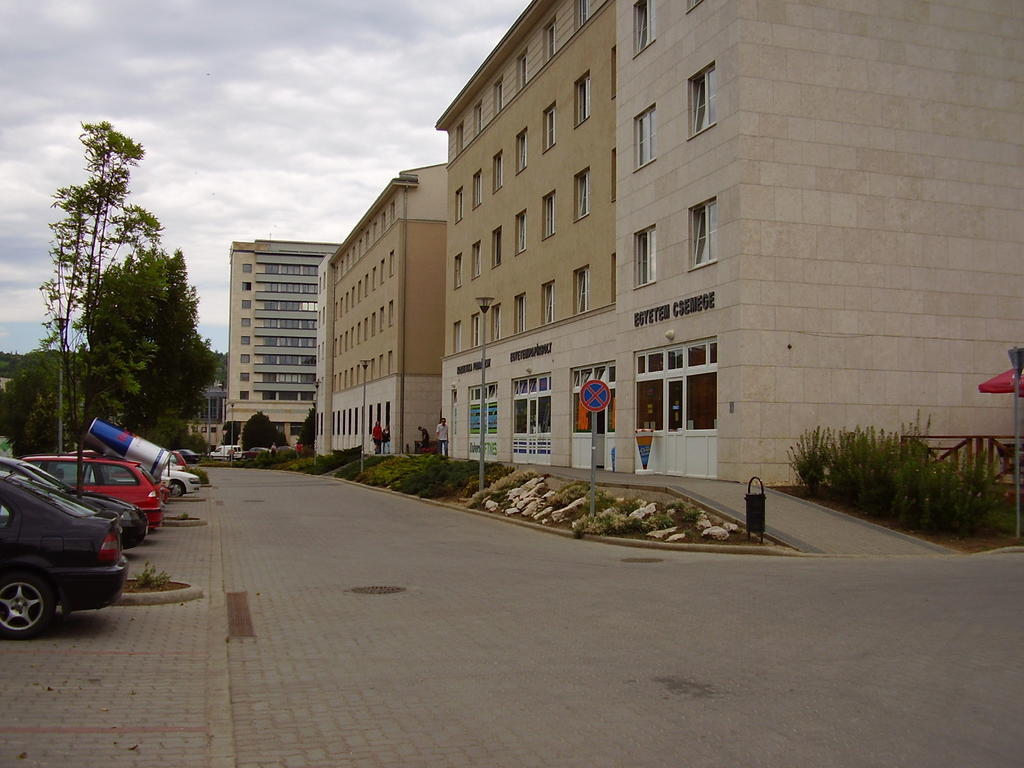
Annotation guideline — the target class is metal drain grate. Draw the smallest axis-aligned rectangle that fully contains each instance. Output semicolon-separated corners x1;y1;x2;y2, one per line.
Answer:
226;591;255;637
621;557;663;563
349;586;406;595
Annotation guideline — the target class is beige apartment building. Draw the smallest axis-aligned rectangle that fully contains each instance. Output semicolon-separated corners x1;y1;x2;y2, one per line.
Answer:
317;166;447;455
227;239;338;446
437;0;1024;483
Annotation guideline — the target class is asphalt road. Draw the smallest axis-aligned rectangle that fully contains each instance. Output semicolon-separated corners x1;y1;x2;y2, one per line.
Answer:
4;468;1023;767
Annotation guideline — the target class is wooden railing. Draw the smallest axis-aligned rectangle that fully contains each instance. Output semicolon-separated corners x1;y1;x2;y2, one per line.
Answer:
907;435;1021;481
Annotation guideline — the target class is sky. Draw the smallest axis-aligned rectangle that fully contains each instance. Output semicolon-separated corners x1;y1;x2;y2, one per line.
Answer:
0;0;526;355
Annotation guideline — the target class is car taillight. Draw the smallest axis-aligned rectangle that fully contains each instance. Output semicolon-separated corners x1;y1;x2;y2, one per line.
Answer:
98;531;120;563
148;490;158;498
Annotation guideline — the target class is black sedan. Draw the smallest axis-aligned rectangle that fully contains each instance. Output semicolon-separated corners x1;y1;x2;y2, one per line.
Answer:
0;457;148;548
0;476;127;639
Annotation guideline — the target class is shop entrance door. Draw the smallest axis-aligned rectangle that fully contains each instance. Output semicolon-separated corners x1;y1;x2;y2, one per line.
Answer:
513;375;552;465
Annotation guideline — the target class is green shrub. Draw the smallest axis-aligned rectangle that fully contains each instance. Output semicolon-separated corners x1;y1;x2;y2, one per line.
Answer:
788;426;832;496
134;561;171;590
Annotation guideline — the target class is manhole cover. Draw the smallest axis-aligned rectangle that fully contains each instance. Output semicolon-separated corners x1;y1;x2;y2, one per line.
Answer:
621;557;663;563
349;586;406;594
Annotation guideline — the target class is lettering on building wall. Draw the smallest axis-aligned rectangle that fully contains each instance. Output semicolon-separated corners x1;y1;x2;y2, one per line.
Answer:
634;291;715;328
456;358;491;375
509;342;553;363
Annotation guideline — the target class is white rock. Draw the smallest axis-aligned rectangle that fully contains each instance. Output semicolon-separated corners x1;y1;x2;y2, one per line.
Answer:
696;516;713;530
484;499;499;511
522;500;540;517
667;533;688;542
646;527;678;540
723;522;739;533
543;489;557;500
701;526;729;541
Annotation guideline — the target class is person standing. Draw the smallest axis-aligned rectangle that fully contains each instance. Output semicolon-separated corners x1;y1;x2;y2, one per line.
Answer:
372;420;383;454
436;417;449;457
382;425;391;454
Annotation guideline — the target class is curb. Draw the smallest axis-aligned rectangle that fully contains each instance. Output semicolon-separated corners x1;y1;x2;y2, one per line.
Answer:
329;474;801;556
116;584;204;606
162;518;208;527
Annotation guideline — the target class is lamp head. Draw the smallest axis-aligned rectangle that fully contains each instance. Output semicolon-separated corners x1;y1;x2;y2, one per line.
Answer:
476;296;495;312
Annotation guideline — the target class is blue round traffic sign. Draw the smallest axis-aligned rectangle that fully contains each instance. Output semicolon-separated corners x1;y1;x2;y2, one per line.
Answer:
580;379;611;412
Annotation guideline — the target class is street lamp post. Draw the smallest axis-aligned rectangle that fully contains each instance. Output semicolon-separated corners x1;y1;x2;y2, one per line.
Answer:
1009;347;1024;539
360;360;371;474
476;297;494;494
314;379;320;475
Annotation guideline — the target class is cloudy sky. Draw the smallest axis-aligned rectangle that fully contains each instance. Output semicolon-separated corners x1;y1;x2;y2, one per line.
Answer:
0;0;526;354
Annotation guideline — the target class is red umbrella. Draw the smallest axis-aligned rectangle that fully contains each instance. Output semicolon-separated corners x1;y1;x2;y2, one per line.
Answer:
979;369;1024;395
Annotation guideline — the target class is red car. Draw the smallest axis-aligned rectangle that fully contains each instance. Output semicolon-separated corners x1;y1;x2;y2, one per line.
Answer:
20;456;166;531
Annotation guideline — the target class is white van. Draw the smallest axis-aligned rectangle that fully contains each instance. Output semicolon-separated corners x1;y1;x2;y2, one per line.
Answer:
209;444;242;461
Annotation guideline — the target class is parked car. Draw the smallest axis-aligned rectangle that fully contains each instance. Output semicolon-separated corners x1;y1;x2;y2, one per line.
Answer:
20;455;165;531
240;447;271;459
0;475;126;639
0;457;147;548
208;445;241;461
173;449;201;465
159;458;201;497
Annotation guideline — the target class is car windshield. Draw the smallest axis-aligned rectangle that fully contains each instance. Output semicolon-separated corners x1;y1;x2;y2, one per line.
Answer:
0;475;96;518
136;465;158;484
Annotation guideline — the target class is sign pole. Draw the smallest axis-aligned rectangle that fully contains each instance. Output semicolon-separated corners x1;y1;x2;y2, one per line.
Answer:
579;379;611;519
590;412;597;517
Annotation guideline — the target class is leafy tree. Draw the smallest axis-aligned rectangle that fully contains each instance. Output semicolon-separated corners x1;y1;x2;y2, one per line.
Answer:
40;121;163;478
299;406;315;448
95;248;217;435
241;412;287;450
0;351;61;454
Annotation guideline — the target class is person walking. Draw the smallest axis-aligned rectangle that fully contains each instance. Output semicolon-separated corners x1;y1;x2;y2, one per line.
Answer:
382;425;391;454
372;420;383;454
436;417;449;457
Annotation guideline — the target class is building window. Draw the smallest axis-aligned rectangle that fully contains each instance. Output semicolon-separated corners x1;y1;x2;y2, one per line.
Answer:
494;78;504;112
472;170;482;207
455;122;464;153
575;168;591;219
692;199;718;267
473;101;483;133
240;354;250;363
544;19;556;60
241;317;251;327
542;192;556;238
491;227;503;267
687;0;705;9
517;52;528;89
515;210;528;253
516;129;528;172
493;151;503;191
542;281;555;325
574;266;590;314
691;64;716;135
242;282;252;291
577;0;590;27
455;187;464;222
453;321;462;353
241;299;251;309
543;104;557;151
634;0;653;53
242;263;252;273
514;293;526;333
635;106;656;167
454;253;463;288
472;241;482;278
241;335;250;345
471;313;482;347
575;73;591;125
240;372;249;381
491;303;502;341
388;300;394;326
635;226;656;286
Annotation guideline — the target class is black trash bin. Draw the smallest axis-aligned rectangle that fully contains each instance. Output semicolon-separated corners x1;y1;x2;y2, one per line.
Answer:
745;476;765;542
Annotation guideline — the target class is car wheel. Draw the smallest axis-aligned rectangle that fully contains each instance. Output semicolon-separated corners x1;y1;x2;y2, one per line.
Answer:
169;480;185;497
0;572;56;640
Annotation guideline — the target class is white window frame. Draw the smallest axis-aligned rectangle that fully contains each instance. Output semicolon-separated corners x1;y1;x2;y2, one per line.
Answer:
455;122;464;153
577;0;590;27
472;170;482;207
453;253;463;288
515;210;528;253
492;227;503;267
517;52;528;89
494;78;504;112
543;192;556;238
544;20;556;60
514;293;527;333
574;266;590;314
635;226;656;287
692;199;718;267
473;102;482;133
634;0;653;53
542;281;555;325
491;303;502;341
493;151;504;191
575;168;591;219
575;73;591;125
516;129;528;172
453;321;463;353
471;312;482;347
691;64;717;135
471;241;482;278
543;103;556;150
455;187;464;222
635;106;656;168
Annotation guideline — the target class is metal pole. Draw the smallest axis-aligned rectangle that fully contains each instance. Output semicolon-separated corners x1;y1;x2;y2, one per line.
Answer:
476;298;493;494
1010;348;1024;540
360;360;369;474
589;410;597;517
